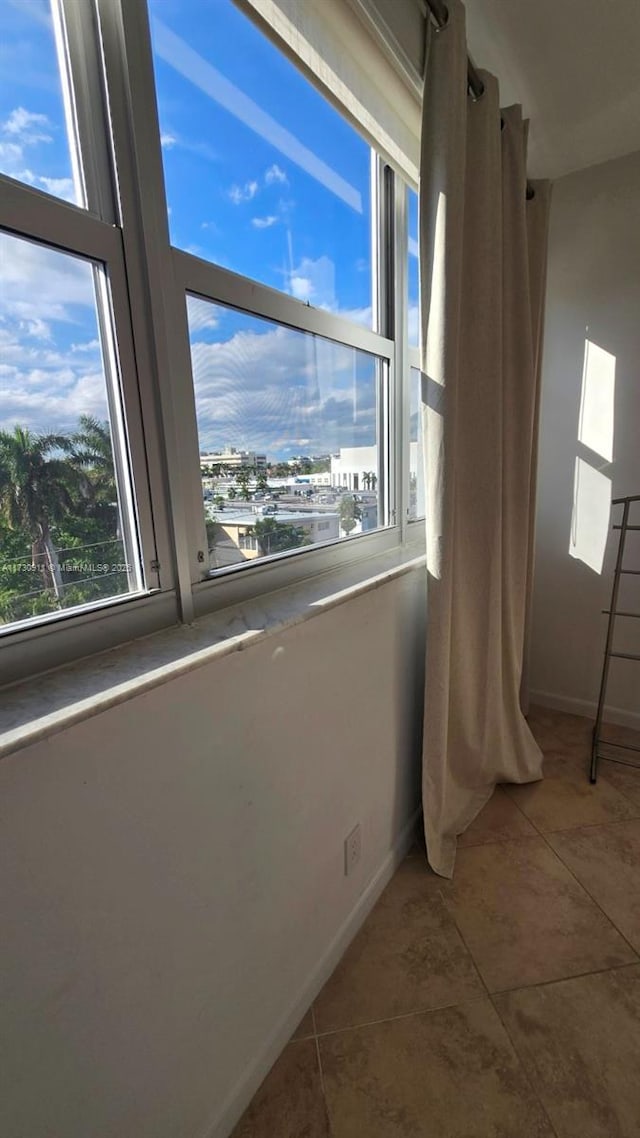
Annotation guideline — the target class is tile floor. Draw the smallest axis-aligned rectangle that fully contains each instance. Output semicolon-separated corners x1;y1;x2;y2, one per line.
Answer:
231;707;640;1138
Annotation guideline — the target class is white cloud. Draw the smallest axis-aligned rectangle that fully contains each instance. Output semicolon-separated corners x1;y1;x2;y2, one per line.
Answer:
187;320;376;457
286;255;336;309
0;233;113;437
228;179;259;204
289;275;313;301
2;107;51;145
22;317;52;341
265;163;287;185
37;175;75;202
0;232;95;324
0;106;78;203
157;127;217;162
0;141;24;165
186;295;219;333
71;339;101;353
251;215;278;229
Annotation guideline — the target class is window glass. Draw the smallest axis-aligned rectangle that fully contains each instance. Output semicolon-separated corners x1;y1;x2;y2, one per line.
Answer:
186;294;385;571
0;0;80;205
408;366;424;520
0;231;142;628
149;0;373;327
408;187;419;347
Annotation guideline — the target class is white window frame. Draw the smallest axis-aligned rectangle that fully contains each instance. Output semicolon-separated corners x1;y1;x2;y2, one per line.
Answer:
0;0;424;684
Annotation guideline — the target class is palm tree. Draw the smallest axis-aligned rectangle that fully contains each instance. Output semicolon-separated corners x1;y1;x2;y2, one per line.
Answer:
236;470;252;501
0;427;87;598
71;415;118;525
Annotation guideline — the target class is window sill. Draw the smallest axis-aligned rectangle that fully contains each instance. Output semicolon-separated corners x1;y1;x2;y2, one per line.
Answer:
0;540;426;762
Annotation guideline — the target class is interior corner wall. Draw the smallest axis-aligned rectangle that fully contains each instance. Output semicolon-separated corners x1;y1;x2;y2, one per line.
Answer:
0;568;425;1138
530;149;640;726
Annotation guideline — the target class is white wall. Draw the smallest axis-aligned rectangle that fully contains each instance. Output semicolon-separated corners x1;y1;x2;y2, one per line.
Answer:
530;150;640;725
0;569;425;1138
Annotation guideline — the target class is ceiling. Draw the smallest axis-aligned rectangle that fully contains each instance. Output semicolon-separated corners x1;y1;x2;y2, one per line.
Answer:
462;0;640;179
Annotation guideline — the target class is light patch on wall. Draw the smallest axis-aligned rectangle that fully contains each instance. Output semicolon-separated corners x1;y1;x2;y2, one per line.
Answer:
578;338;615;462
569;457;611;574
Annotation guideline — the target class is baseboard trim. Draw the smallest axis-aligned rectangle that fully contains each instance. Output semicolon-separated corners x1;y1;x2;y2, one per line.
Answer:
204;806;422;1138
530;689;640;731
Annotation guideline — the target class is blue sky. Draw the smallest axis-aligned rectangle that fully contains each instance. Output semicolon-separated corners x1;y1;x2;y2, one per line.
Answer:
0;0;419;461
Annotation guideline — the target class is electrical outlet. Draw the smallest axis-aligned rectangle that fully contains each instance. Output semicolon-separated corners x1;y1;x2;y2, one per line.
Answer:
344;823;362;876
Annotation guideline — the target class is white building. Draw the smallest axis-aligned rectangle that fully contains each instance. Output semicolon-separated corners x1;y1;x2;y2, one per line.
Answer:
330;444;423;509
210;508;340;568
200;448;267;471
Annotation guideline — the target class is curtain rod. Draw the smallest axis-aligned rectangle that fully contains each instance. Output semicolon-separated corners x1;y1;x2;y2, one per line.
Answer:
424;0;485;100
423;0;535;198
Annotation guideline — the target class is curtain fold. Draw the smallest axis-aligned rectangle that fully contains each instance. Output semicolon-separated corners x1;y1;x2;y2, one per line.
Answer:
419;0;551;878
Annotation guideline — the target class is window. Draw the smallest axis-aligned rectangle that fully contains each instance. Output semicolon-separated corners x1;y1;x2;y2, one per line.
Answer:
0;0;80;205
185;296;387;570
408;188;420;348
408;367;425;521
0;0;424;679
149;0;374;326
0;232;144;628
0;0;162;661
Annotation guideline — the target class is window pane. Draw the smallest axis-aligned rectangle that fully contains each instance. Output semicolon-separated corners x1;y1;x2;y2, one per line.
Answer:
0;0;80;206
409;366;424;520
408;187;419;347
149;0;374;327
186;295;385;571
0;231;143;629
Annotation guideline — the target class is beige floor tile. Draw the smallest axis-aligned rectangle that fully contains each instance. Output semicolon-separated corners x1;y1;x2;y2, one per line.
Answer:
443;837;636;992
458;786;538;847
503;753;640;832
313;858;483;1033
319;998;554;1137
290;1008;315;1041
231;1039;330;1138
495;966;640;1138
598;758;640;806
600;722;640;750
549;820;640;953
528;706;593;755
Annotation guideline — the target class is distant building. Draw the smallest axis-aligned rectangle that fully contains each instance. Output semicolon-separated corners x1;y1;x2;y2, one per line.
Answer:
330;445;377;492
330;443;423;515
200;448;267;471
210;509;340;568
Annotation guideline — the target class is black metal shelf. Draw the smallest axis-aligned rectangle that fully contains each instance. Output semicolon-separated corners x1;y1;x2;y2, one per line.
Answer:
591;494;640;783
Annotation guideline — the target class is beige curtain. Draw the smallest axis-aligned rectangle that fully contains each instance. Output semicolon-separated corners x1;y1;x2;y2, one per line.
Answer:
419;0;551;877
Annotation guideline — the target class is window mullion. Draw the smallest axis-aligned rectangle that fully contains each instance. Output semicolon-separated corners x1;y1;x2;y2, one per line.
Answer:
57;0;117;222
393;172;409;542
96;0;207;616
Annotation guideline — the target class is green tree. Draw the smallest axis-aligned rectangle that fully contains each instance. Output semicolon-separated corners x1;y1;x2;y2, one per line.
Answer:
227;486;237;500
252;518;309;556
70;416;118;531
0;427;88;599
338;494;361;536
236;470;252;501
